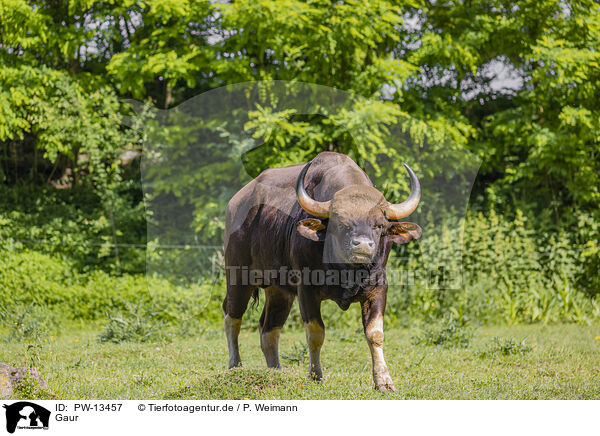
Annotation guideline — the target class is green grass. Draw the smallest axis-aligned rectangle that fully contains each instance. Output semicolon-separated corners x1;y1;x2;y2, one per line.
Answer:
2;323;600;400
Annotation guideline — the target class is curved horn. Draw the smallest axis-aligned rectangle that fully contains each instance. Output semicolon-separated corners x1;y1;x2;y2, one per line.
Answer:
296;161;331;218
386;163;421;220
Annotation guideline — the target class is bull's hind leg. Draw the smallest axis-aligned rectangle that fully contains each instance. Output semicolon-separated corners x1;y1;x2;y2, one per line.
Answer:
223;273;256;369
224;314;243;368
258;287;295;368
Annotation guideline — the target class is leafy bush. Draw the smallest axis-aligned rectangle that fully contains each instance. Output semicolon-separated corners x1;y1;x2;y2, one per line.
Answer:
0;302;58;342
477;337;535;358
0;184;146;274
0;247;225;331
388;209;600;326
411;317;475;348
281;342;308;365
10;372;54;400
98;304;168;343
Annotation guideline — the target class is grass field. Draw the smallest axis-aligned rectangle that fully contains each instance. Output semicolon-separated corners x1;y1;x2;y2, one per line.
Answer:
2;323;600;400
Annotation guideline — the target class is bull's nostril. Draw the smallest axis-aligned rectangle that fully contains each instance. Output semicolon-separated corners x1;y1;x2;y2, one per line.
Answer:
368;241;375;248
352;239;360;246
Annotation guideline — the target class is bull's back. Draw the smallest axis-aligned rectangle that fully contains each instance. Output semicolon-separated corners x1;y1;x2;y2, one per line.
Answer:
225;164;301;240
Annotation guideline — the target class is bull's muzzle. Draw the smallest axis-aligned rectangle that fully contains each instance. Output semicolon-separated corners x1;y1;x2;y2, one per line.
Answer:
349;236;376;262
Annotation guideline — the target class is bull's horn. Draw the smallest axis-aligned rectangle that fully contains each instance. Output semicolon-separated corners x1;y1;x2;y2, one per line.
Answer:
296;161;331;218
385;163;421;220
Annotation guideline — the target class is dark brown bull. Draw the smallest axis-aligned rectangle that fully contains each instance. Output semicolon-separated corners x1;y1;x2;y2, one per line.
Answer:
223;152;421;391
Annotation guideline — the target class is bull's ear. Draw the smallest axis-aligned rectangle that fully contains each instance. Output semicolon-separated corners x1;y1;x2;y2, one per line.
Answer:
297;218;326;241
387;222;422;244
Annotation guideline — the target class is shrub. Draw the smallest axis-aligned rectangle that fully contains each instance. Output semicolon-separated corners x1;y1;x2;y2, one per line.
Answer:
98;304;168;343
0;185;146;274
0;302;58;342
387;209;600;325
411;316;475;348
477;337;535;358
0;247;224;332
281;342;308;365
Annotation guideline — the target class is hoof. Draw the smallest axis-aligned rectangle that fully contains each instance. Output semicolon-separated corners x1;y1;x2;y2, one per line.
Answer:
309;363;323;381
228;361;242;369
309;371;323;382
375;383;396;392
374;372;396;392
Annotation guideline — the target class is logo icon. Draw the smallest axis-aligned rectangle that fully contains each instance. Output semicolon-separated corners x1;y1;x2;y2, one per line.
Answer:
2;402;50;434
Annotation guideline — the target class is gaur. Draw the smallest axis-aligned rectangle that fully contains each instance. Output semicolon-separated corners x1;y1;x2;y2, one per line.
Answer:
223;152;421;391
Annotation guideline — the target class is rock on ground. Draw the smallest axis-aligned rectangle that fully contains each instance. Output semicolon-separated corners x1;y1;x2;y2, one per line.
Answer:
0;363;48;398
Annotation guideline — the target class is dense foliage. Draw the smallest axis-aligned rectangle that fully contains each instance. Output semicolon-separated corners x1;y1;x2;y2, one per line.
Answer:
0;0;599;327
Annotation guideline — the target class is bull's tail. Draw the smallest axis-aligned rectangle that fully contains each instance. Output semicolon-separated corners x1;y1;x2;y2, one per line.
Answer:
250;288;260;309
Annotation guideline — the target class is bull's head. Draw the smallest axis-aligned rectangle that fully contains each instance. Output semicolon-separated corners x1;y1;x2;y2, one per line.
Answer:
295;161;422;264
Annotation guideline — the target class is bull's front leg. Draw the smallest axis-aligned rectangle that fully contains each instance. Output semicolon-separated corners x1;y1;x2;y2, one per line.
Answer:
299;289;325;381
361;290;395;392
